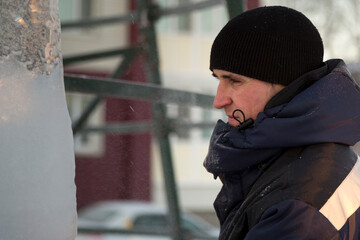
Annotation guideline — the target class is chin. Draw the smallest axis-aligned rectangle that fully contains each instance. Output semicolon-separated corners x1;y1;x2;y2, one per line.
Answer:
227;119;238;127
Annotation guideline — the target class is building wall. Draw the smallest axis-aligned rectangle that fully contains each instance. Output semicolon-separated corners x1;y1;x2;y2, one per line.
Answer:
61;0;129;71
60;0;152;209
60;0;231;212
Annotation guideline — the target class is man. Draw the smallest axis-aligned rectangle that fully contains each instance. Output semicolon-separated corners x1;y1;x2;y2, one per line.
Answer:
204;6;360;240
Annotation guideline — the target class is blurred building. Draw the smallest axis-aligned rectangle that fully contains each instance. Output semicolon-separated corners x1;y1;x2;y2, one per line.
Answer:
60;0;152;209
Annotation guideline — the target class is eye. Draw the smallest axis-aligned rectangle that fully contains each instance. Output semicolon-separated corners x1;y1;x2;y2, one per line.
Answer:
229;78;242;84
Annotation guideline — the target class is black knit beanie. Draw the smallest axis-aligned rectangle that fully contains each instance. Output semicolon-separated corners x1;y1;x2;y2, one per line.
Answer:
210;6;324;85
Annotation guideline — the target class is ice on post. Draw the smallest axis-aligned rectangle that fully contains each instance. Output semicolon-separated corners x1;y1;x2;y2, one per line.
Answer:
0;1;77;240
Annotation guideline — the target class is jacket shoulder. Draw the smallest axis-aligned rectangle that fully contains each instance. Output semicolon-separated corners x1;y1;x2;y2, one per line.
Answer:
244;199;340;240
226;143;358;239
291;143;357;208
255;143;357;209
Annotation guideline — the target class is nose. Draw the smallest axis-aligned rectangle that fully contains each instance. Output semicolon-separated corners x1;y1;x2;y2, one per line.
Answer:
213;81;232;109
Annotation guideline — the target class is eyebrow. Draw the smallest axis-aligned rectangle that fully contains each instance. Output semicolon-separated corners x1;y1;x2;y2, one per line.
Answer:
212;73;231;79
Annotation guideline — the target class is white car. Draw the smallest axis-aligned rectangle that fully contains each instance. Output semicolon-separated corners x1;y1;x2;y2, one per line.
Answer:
76;200;219;240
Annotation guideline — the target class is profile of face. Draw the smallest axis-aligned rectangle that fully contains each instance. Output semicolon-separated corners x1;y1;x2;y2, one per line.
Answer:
213;69;285;127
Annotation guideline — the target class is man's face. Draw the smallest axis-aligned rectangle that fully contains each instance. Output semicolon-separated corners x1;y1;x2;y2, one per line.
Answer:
213;69;285;127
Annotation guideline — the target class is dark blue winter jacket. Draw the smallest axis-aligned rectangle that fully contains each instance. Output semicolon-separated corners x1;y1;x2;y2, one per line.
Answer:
204;59;360;239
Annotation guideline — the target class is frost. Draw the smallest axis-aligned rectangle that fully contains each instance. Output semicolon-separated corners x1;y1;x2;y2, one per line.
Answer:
0;0;61;75
259;185;271;197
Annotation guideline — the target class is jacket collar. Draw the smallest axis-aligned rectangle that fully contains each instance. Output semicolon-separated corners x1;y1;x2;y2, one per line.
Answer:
265;62;328;109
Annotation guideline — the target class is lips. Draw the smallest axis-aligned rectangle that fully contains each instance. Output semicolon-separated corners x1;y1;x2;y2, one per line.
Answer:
227;115;238;126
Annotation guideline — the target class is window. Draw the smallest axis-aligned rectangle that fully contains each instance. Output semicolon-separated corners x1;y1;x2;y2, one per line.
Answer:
167;104;191;139
66;93;105;157
59;0;91;22
178;0;192;32
157;0;227;34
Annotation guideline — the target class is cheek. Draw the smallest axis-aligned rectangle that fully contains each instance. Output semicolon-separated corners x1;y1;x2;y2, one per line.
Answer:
248;95;267;117
254;90;272;107
232;91;258;114
234;88;272;119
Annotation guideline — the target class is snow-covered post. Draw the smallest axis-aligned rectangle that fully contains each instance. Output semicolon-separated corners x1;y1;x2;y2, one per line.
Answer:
0;1;77;239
